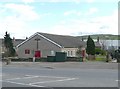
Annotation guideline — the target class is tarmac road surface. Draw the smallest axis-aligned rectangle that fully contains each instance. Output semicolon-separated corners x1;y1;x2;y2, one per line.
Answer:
1;62;119;88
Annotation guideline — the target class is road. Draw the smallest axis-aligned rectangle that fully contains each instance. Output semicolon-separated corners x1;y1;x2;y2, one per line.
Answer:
1;62;119;88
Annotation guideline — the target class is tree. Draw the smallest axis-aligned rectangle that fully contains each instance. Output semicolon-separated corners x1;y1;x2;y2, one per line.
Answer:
86;36;95;60
114;47;120;62
95;48;106;56
76;46;82;57
95;48;101;55
4;31;16;57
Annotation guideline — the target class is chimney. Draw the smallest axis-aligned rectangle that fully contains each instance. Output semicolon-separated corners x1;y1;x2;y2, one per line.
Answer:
13;37;15;42
97;36;99;42
82;37;84;41
26;37;28;39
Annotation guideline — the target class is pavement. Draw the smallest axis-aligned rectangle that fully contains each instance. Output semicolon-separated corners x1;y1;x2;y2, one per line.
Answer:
2;61;118;69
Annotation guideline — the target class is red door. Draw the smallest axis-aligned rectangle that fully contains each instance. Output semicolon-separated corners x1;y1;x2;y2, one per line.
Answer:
35;50;41;58
82;50;85;57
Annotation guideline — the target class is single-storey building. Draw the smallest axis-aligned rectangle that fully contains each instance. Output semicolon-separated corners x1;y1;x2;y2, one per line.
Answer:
15;32;86;58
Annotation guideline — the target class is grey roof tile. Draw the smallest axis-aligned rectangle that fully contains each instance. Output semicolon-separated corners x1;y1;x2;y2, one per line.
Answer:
0;38;25;47
13;39;25;46
38;32;86;48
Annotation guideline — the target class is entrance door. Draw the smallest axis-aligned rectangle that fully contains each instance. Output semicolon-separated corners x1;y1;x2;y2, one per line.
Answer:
35;50;41;58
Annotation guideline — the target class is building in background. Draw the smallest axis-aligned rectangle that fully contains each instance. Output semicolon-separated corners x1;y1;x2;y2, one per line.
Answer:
0;38;25;58
78;36;119;51
100;40;119;50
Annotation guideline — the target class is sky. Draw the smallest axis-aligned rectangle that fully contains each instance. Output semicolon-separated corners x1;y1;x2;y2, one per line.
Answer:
0;0;119;39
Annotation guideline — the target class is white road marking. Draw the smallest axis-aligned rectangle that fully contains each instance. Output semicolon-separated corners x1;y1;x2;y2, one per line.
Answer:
26;75;69;78
116;80;120;81
3;80;45;87
29;78;79;85
5;76;39;81
3;74;78;87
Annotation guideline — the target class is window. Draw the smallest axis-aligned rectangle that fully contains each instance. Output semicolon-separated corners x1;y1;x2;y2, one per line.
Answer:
68;51;70;56
51;50;55;56
25;49;30;54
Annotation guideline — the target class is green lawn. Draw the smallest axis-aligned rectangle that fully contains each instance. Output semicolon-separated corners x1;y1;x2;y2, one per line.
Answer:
85;55;107;62
95;55;107;62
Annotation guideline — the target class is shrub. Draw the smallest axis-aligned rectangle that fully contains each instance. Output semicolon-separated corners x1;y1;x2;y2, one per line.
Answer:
10;58;47;62
95;48;101;55
101;50;106;56
95;48;106;56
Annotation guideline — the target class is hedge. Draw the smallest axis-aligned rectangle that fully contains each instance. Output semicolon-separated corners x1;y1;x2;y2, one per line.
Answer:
2;58;47;62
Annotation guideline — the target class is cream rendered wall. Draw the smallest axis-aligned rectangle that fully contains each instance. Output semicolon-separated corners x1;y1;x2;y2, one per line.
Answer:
61;48;78;57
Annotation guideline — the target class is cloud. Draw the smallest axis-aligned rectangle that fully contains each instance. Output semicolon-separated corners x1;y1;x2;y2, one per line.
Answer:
50;9;118;36
86;0;119;3
86;0;95;3
0;3;55;38
4;3;39;21
0;2;118;39
0;0;118;3
0;15;29;38
64;7;98;17
73;0;81;4
22;0;34;3
34;0;79;3
64;10;81;16
49;0;72;2
85;7;98;15
0;3;40;38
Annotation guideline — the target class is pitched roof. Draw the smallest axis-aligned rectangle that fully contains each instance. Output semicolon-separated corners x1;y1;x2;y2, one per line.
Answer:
13;39;25;47
17;32;86;48
0;38;25;47
38;32;86;48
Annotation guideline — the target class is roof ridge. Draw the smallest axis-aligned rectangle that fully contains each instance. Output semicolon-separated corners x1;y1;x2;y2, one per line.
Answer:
37;32;77;38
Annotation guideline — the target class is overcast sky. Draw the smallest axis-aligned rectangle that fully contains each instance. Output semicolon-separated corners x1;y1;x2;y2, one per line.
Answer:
0;0;119;39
